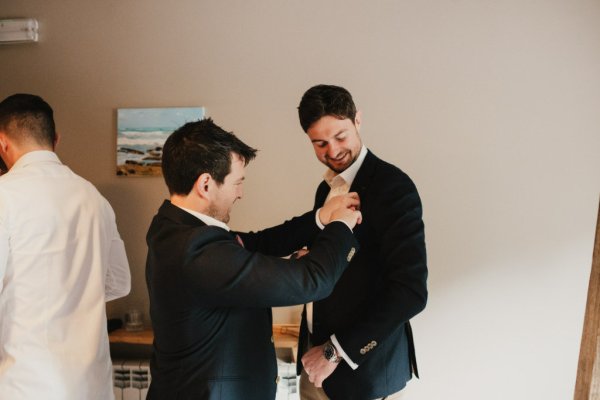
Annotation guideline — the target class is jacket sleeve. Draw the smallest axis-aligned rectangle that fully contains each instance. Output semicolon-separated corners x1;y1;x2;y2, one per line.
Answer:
334;176;428;366
181;222;358;308
236;210;320;257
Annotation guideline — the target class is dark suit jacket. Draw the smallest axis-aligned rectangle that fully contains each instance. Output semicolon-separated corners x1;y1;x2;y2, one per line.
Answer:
297;150;428;400
145;201;358;400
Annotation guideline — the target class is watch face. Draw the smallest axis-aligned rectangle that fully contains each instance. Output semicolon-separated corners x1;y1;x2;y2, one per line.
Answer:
324;344;335;360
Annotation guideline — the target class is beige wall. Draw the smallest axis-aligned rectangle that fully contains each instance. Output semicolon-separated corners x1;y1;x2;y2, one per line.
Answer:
2;1;600;398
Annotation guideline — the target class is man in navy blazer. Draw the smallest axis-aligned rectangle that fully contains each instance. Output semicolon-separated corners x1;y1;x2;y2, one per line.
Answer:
145;118;363;400
297;85;428;400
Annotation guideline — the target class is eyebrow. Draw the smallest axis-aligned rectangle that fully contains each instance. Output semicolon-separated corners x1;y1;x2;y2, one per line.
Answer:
311;129;347;143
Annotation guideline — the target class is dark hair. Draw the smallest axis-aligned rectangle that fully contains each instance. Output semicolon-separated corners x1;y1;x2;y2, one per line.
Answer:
298;84;357;132
0;94;56;147
161;118;257;195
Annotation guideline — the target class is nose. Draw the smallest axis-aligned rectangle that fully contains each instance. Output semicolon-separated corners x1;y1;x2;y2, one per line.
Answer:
326;143;340;159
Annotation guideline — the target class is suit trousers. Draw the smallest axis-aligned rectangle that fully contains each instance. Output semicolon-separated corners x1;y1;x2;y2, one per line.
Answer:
300;369;404;400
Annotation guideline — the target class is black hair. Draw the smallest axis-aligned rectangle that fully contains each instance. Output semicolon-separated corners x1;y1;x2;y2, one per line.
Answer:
161;118;257;195
0;93;56;147
298;84;357;132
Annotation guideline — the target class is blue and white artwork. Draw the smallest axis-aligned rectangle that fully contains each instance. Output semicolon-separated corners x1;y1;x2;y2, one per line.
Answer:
117;107;205;176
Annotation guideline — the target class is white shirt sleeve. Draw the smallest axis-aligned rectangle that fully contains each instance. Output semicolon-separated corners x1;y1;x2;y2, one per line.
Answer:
331;334;359;370
0;193;8;294
315;208;325;230
315;209;354;232
0;218;8;294
105;226;131;302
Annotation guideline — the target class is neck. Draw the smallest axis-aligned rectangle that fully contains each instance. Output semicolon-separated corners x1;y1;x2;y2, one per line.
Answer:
5;142;53;169
170;193;210;216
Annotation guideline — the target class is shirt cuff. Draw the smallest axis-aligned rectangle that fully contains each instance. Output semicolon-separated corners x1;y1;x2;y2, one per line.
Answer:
331;334;358;370
315;208;325;230
316;209;353;232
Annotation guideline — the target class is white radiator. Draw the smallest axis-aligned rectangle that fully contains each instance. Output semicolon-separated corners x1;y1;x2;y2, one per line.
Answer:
112;358;298;399
113;359;150;400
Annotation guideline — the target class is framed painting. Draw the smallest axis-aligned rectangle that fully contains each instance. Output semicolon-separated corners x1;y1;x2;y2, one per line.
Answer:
116;107;205;176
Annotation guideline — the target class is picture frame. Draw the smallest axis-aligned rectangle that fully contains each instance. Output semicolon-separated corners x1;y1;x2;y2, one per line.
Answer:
116;107;205;176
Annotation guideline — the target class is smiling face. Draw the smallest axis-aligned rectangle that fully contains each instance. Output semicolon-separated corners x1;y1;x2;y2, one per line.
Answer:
207;153;245;223
306;114;363;173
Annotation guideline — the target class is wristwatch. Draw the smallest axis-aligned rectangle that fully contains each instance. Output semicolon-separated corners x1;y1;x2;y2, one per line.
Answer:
323;340;341;363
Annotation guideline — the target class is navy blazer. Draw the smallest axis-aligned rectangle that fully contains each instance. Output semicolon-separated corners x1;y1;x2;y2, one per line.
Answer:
146;201;358;400
297;150;428;399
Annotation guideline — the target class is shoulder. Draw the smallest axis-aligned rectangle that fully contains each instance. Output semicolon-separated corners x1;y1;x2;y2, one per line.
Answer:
186;225;234;248
148;211;231;247
64;168;118;216
365;151;419;196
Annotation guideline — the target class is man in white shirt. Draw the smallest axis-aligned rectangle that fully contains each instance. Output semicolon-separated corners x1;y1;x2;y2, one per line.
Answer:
0;93;131;400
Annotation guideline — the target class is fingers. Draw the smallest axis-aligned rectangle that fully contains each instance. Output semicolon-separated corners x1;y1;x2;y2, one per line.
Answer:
308;375;323;387
350;210;362;228
341;192;360;209
293;248;309;259
330;208;363;229
306;369;323;387
319;192;361;225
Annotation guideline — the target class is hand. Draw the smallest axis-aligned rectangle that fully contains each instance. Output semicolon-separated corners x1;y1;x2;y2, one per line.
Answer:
330;207;362;230
293;248;309;259
319;192;360;225
301;344;340;388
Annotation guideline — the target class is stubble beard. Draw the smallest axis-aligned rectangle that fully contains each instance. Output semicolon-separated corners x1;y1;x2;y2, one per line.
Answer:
207;204;230;224
325;150;357;173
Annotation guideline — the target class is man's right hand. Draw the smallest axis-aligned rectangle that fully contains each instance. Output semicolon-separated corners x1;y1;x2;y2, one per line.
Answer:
319;192;360;225
330;206;362;230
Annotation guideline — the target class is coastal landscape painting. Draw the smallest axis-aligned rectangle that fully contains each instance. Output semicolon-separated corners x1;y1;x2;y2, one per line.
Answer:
117;107;205;176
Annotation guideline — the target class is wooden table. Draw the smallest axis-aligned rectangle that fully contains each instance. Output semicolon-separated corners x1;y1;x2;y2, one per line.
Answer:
109;323;300;361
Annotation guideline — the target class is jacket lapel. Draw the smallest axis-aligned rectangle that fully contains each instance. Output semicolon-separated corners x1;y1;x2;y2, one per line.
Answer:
349;150;377;195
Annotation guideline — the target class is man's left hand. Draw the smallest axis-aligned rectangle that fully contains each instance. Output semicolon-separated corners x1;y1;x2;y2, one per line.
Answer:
301;344;340;388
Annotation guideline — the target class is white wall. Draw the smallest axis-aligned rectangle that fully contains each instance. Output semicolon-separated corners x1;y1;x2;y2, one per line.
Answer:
1;1;599;398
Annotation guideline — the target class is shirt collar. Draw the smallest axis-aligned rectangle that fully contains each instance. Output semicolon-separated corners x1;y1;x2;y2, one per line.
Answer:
175;205;231;231
323;145;368;188
11;150;61;170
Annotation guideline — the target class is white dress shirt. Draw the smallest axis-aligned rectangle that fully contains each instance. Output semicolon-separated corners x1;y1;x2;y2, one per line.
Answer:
310;145;367;369
0;151;131;400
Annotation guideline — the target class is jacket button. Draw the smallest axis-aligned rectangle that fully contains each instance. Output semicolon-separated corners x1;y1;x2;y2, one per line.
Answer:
271;336;274;343
276;376;280;384
347;247;356;262
360;348;366;355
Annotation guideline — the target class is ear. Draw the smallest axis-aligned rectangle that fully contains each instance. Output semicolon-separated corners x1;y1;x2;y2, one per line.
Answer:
0;132;8;154
53;132;60;150
194;173;213;200
354;110;362;132
0;131;11;155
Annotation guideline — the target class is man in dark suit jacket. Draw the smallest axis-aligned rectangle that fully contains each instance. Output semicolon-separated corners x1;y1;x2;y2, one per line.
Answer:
297;85;428;400
145;118;363;400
